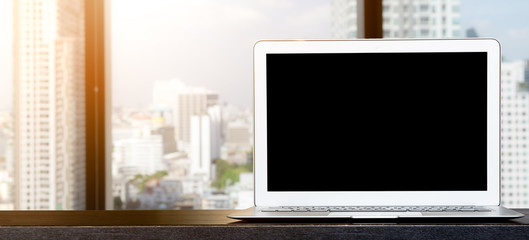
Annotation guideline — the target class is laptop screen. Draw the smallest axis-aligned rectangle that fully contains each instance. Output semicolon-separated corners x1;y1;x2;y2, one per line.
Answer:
266;52;488;192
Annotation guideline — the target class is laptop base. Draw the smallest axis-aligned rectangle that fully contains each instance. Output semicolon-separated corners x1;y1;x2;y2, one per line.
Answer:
228;206;524;220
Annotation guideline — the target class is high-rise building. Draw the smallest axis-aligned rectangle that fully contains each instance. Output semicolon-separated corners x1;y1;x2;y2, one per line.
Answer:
190;114;212;180
189;106;222;178
13;0;85;210
332;0;461;38
208;105;222;162
500;60;529;208
153;79;220;152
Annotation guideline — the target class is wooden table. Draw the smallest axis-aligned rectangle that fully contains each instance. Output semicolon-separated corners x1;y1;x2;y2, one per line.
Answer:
0;208;527;239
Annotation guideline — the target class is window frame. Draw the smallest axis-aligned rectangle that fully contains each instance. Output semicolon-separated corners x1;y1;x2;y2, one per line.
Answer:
357;0;383;38
85;0;107;210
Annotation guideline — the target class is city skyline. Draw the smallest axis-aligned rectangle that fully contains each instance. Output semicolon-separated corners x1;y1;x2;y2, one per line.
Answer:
111;80;254;209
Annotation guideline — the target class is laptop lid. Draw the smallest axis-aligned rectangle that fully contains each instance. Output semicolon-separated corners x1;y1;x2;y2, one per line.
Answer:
253;39;501;207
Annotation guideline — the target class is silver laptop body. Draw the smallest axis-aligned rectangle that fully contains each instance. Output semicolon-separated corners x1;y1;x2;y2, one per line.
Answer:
229;39;524;220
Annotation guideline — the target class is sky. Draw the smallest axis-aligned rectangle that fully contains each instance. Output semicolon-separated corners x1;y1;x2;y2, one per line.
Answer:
460;0;529;61
1;0;529;110
110;0;331;109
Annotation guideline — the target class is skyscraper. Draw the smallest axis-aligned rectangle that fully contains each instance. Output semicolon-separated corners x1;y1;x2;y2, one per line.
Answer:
152;79;220;152
190;114;212;180
332;0;461;38
500;60;529;208
189;105;222;180
13;0;85;210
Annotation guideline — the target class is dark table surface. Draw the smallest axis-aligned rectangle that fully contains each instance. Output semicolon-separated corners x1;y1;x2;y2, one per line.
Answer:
0;208;527;239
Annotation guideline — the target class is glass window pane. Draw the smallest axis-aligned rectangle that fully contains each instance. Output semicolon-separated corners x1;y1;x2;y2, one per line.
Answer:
1;0;86;210
110;0;335;210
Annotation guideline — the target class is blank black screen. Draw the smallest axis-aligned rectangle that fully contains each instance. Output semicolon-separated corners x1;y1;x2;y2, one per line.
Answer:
266;52;488;191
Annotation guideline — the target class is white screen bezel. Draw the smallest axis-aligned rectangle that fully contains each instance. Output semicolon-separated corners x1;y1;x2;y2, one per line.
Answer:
253;39;501;206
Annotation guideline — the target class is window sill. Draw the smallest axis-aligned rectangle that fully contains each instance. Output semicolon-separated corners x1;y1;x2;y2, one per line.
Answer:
0;209;528;239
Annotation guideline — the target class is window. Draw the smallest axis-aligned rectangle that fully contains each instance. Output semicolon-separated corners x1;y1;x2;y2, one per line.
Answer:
4;0;525;211
111;0;335;210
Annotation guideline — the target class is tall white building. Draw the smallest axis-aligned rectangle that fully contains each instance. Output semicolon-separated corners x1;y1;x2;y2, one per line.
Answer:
13;0;85;210
500;60;529;208
332;0;461;38
153;79;220;152
190;107;221;180
190;115;211;180
208;105;222;162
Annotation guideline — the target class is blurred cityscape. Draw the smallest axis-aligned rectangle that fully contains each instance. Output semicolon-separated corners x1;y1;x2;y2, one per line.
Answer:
0;78;255;210
111;79;254;209
0;0;527;210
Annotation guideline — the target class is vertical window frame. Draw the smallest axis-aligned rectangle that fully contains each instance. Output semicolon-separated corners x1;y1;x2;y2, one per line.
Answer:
357;0;383;38
85;0;106;210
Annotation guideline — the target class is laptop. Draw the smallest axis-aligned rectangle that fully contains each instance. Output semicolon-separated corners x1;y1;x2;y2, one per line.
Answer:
229;39;524;220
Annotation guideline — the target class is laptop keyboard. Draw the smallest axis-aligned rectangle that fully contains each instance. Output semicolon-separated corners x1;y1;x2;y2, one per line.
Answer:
261;206;491;212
